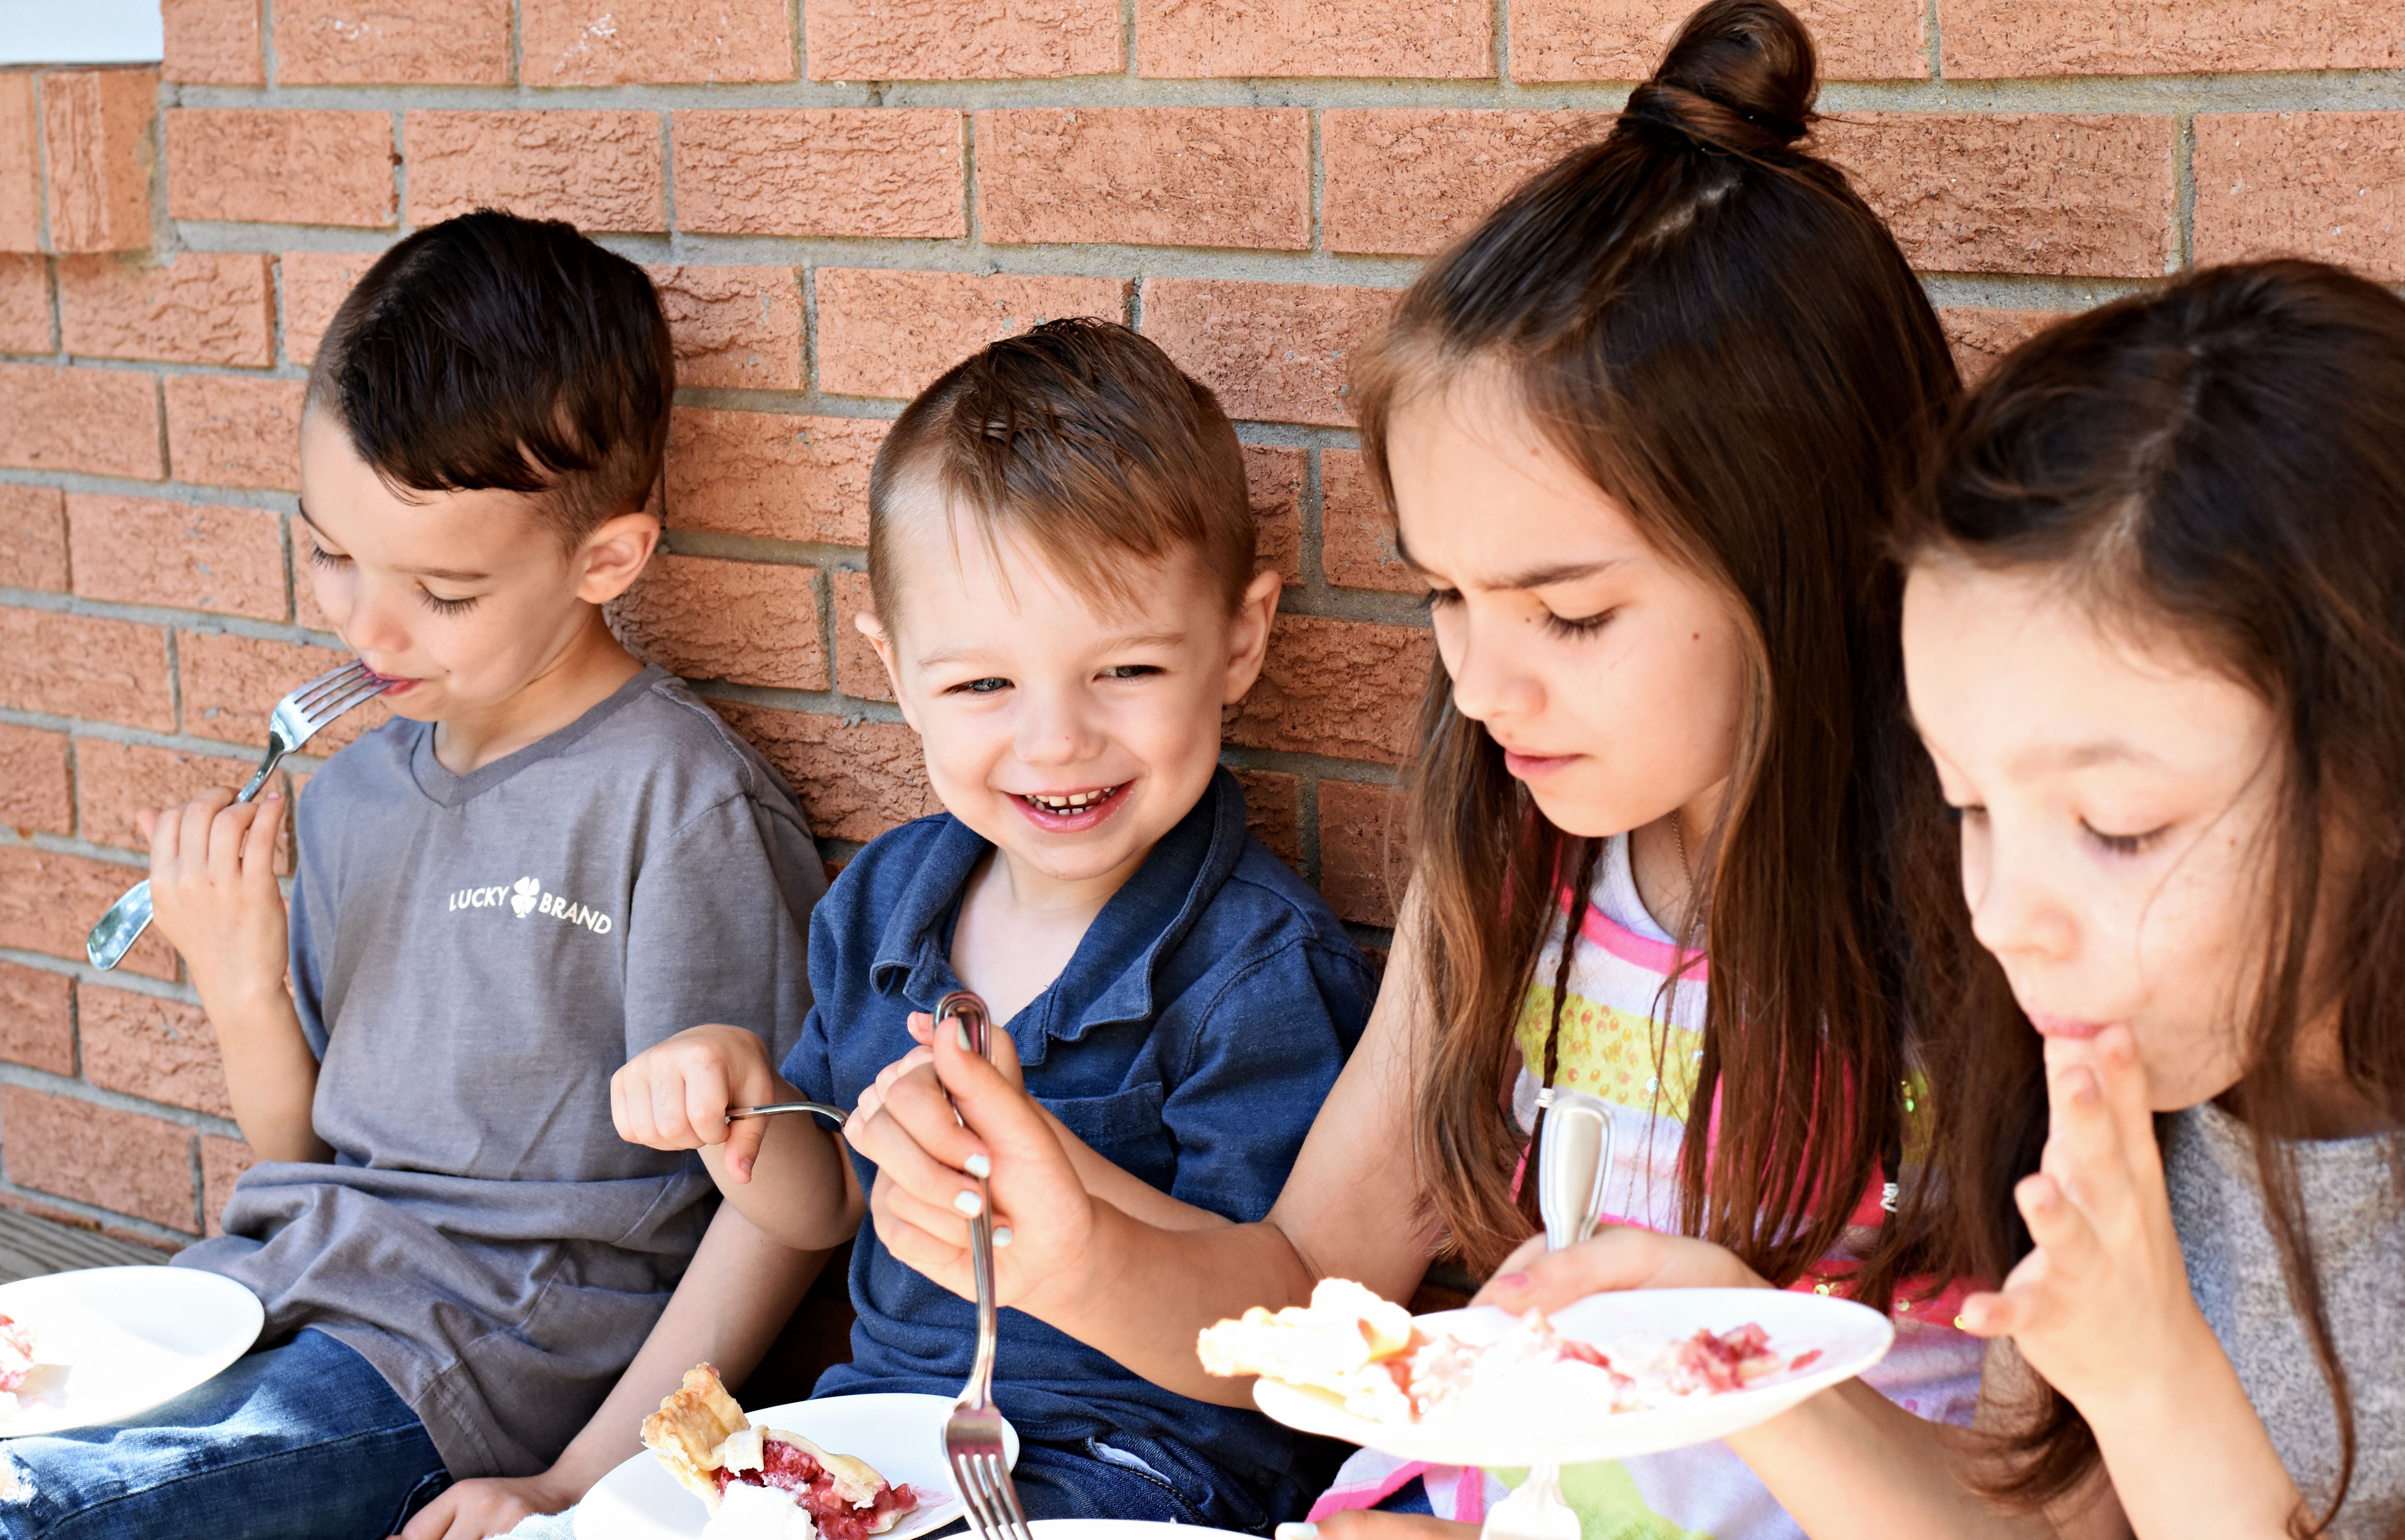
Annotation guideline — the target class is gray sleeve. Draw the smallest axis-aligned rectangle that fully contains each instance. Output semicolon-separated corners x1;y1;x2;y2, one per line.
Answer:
287;836;333;1061
620;794;827;1067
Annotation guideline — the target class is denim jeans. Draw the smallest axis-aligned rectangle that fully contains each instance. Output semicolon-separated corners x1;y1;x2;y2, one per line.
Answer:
0;1327;451;1540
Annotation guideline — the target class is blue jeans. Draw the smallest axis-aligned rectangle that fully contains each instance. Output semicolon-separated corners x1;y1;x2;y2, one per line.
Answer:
0;1327;451;1540
1010;1433;1292;1534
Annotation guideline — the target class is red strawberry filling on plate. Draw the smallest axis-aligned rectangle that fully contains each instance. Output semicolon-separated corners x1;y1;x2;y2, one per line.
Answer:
716;1437;920;1540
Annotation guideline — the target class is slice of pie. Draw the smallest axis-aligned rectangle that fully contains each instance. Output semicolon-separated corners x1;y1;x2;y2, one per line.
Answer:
641;1364;923;1539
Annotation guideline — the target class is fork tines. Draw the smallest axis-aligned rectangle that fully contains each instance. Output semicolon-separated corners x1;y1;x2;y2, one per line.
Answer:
952;1442;1032;1540
292;659;384;718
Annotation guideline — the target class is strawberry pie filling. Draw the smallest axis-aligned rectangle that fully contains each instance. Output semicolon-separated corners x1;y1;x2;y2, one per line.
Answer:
715;1439;920;1540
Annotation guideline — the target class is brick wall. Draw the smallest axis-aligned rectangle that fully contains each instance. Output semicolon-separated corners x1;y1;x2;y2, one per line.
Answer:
0;0;2400;1247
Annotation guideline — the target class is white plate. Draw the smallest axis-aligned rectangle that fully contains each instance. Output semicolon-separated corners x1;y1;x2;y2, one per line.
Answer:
576;1392;1019;1540
0;1265;265;1438
1251;1287;1893;1467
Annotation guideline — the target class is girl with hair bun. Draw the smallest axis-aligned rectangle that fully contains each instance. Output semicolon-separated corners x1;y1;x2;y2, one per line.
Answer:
846;3;1991;1536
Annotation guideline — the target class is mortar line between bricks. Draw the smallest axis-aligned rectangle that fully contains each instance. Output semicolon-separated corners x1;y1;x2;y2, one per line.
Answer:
0;471;301;517
960;109;980;249
790;0;808;84
189;1132;207;1235
1297;772;1321;886
0;947;203;1010
260;0;280;88
0;583;347;643
0;1062;244;1141
508;0;525;90
29;68;51;255
2173;114;2197;272
163;624;185;735
1121;0;1139;79
1493;0;1508;86
391;108;409;234
64;952;83;1079
1307;107;1322;253
0;1177;197;1250
1922;0;1942;82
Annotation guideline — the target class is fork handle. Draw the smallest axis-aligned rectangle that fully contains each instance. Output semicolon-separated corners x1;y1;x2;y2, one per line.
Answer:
937;990;1004;1406
85;741;290;971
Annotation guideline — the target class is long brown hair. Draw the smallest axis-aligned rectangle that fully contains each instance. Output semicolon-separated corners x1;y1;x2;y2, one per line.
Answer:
1352;0;1961;1286
1904;260;2405;1531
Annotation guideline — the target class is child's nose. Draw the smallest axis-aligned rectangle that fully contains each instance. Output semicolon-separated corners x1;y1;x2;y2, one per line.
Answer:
341;579;413;660
1443;617;1541;724
1965;836;2077;968
1012;688;1106;765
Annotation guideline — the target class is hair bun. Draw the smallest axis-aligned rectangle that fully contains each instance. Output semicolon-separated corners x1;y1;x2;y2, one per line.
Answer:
1622;0;1818;156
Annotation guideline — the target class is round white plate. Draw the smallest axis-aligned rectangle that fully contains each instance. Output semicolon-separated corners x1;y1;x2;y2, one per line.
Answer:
0;1265;265;1439
576;1392;1019;1540
1251;1287;1893;1467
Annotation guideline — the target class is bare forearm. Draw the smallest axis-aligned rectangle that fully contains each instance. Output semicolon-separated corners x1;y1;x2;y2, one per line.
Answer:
703;1112;863;1251
200;981;329;1163
1038;1107;1230;1233
2079;1353;2298;1540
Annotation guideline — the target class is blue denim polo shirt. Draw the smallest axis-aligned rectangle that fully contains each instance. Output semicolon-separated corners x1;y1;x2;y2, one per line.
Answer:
783;767;1375;1515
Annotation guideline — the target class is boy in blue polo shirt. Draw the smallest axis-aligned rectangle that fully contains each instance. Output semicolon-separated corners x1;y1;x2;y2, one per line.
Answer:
612;319;1374;1532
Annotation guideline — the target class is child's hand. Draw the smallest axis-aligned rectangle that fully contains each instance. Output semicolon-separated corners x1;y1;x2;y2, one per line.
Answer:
853;1010;1032;1124
611;1024;785;1182
139;788;290;1006
1285;1513;1479;1540
391;1471;575;1540
1475;1227;1769;1313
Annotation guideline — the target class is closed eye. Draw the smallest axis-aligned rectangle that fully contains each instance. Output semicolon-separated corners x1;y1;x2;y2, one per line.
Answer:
2083;820;2168;856
420;589;479;617
305;541;350;568
1542;607;1616;640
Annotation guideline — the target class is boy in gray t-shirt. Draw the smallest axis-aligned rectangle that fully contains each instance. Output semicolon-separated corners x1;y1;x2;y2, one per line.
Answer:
0;214;829;1540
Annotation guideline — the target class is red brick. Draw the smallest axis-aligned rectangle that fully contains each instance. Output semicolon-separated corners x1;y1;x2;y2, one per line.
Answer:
648;265;804;392
1322;109;1612;256
711;702;933;844
0;1086;194;1232
0;74;40;252
163;0;266;85
1938;307;2063;384
1245;443;1303;583
1321;447;1413;592
1138;0;1490;78
1509;0;1926;81
0;608;173;731
665;409;882;546
1318;776;1409;925
525;0;796;84
1230;766;1300;868
79;985;232;1118
165;374;305;491
179;631;390;751
813;268;1128;399
405;111;663;232
977;109;1309;251
808;0;1119;80
200;1133;260;1237
167;110;396;229
673;111;965;239
0;483;67;590
0;253;47;353
279;250;378;368
0;959;72;1075
276;0;511;84
0;723;69;835
1820;114;2176;279
1942;0;2404;79
1224;614;1431;761
57;253;274;368
41;70;157;255
1141;278;1397;427
73;738;261;855
613;554;827;690
829;568;890;702
0;363;163;479
0;845;177;978
2194;113;2405;283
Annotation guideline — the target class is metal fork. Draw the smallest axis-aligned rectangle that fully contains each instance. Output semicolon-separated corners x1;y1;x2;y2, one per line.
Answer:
933;989;1033;1540
85;660;390;972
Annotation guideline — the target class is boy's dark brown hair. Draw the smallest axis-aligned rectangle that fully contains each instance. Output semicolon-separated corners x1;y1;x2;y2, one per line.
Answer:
1903;259;2405;1535
1352;0;1962;1292
866;318;1255;630
304;208;674;548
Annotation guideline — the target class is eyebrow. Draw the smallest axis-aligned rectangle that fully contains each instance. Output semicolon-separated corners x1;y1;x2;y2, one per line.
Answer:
296;504;491;584
2008;740;2167;775
1389;532;1622;590
915;631;1190;670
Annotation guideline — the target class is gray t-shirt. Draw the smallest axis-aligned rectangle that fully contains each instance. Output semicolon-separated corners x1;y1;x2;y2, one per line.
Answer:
174;666;826;1478
2165;1102;2405;1540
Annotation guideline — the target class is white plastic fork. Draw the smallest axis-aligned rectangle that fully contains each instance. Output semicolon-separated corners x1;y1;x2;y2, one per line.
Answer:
84;659;390;971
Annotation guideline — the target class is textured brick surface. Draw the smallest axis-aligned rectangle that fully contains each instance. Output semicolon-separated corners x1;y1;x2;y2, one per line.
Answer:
1942;0;2405;79
68;495;285;620
1319;777;1409;925
2193;113;2405;282
0;364;163;480
0;960;72;1076
163;0;266;85
1509;0;1926;81
167;110;396;229
1939;307;2062;382
673;111;965;239
0;254;47;353
0;724;70;836
0;1086;193;1232
1138;0;1491;78
649;265;804;392
1224;615;1432;761
201;1133;260;1237
828;568;890;702
406;112;664;232
180;631;390;750
814;269;1128;399
978;109;1309;250
1320;448;1414;592
276;0;512;85
712;703;933;843
1821;114;2177;278
614;555;827;690
0;845;177;978
75;738;258;854
58;254;275;367
526;0;797;84
0;77;36;253
0;483;67;591
165;375;305;491
808;0;1119;81
1245;444;1303;583
665;410;882;546
0;608;173;732
1230;767;1300;867
279;250;376;367
1323;110;1613;256
42;70;157;255
80;986;233;1118
1141;279;1397;427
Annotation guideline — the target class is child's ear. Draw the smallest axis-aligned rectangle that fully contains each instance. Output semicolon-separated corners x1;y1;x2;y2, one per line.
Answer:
1222;568;1282;704
857;602;921;731
575;510;661;605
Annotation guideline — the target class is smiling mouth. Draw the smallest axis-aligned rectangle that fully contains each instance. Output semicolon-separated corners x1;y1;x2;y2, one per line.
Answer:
1019;785;1123;813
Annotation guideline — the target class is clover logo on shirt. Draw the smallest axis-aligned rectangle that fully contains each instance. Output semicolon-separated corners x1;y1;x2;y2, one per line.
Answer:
510;876;541;918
